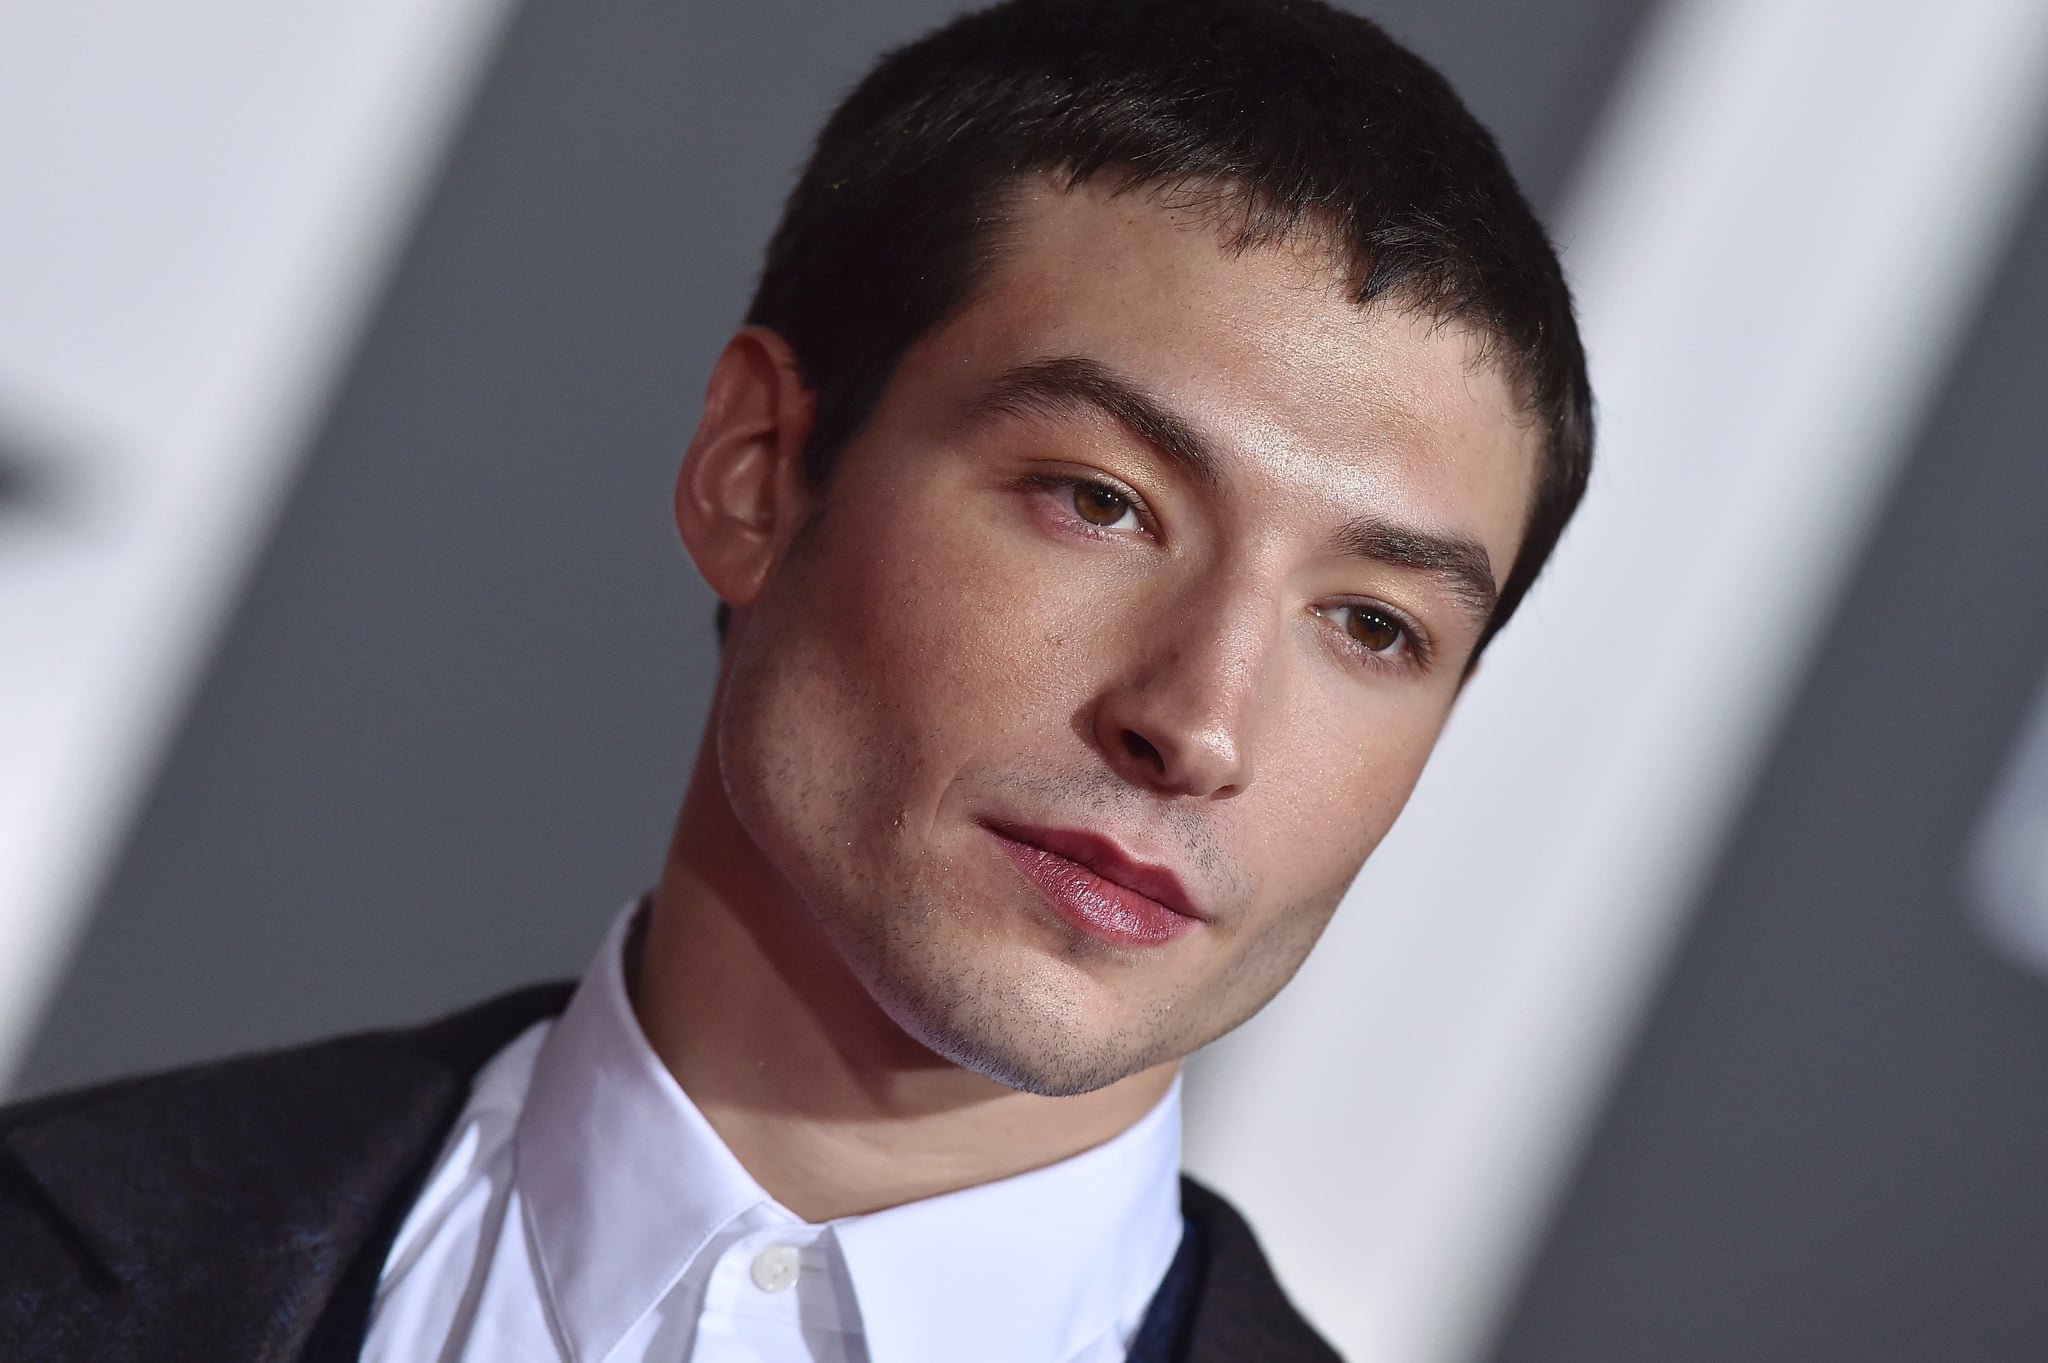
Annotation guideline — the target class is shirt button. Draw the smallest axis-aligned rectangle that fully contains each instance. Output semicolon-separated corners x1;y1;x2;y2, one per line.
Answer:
749;1244;800;1293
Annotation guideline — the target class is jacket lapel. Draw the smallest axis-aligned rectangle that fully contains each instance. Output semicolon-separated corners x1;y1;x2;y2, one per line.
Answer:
0;984;570;1363
1141;1177;1343;1363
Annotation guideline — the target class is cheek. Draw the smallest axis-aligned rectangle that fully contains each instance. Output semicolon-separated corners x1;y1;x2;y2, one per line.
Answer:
1188;714;1442;1030
1241;687;1451;889
718;495;1082;832
824;498;1107;732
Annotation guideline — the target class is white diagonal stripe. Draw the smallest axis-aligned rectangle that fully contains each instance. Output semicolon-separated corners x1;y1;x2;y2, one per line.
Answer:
0;0;518;1091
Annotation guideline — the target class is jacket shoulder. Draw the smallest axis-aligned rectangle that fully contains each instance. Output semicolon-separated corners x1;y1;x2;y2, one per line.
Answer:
0;983;571;1363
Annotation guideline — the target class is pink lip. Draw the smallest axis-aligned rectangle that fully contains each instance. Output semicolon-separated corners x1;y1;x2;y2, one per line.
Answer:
987;823;1204;948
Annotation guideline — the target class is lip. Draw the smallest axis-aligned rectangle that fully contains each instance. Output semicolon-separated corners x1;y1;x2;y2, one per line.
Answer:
986;822;1204;948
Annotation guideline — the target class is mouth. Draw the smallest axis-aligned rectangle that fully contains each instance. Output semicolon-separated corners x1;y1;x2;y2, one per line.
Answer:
984;822;1205;949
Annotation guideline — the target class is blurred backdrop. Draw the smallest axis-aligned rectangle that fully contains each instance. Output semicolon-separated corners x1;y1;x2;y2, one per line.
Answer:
3;1;2047;1360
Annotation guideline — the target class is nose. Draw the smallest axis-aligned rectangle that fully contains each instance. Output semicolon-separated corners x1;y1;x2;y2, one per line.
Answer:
1092;580;1272;800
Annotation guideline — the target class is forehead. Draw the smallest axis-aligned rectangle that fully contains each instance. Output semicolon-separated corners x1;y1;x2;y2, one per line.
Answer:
905;178;1540;570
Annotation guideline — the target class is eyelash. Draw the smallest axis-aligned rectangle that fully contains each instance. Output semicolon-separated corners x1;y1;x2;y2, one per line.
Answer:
1316;600;1433;672
1019;472;1434;672
1020;473;1156;538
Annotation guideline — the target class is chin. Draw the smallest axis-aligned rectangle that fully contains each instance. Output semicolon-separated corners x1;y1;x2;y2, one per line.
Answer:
854;932;1199;1097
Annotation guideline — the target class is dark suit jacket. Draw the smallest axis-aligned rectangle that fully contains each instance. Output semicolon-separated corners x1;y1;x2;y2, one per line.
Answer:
0;986;1340;1361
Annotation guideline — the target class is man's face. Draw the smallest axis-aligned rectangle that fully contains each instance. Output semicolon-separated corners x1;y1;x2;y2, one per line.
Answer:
715;180;1538;1096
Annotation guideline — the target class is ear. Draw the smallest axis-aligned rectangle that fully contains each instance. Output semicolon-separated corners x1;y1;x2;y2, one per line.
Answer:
673;327;815;617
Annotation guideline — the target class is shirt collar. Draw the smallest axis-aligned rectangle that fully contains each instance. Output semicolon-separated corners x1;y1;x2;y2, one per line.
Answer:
516;904;779;1361
834;1079;1183;1363
515;901;1185;1363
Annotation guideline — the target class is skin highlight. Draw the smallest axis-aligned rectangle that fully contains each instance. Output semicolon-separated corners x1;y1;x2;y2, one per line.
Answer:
639;179;1539;1222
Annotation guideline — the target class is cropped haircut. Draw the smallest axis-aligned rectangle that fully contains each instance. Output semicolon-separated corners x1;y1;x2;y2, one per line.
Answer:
739;0;1593;654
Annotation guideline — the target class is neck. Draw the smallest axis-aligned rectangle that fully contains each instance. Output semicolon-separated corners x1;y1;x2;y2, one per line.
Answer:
631;735;1178;1223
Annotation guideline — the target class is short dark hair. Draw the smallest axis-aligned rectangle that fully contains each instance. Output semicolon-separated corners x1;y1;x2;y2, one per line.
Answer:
734;0;1592;653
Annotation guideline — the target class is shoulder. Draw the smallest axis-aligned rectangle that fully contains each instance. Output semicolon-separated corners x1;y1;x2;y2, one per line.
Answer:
0;981;573;1141
0;983;570;1363
1166;1175;1345;1362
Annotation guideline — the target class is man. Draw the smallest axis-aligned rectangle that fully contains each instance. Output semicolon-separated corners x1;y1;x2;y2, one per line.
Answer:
0;0;1591;1358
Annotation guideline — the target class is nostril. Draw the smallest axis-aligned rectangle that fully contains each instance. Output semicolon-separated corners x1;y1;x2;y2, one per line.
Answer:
1122;729;1163;771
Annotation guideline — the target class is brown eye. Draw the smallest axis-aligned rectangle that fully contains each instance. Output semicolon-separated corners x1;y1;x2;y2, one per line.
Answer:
1071;482;1133;527
1345;607;1404;654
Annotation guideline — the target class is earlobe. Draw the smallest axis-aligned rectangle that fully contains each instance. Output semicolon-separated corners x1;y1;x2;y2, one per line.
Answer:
673;327;815;615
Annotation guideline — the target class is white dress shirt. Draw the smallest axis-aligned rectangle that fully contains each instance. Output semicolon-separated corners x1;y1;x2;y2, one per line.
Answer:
359;904;1186;1363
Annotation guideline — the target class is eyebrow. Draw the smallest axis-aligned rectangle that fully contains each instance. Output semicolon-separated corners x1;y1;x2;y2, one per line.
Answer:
1331;516;1500;629
966;354;1501;629
962;356;1223;489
